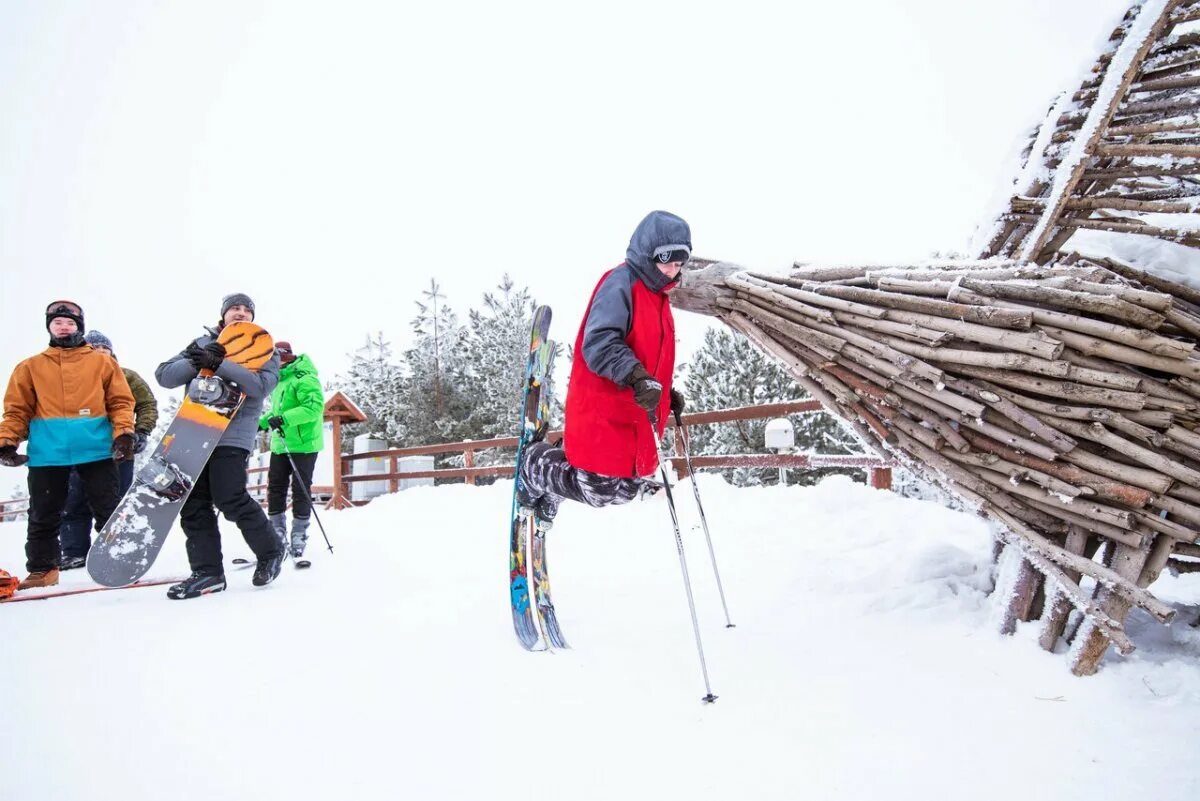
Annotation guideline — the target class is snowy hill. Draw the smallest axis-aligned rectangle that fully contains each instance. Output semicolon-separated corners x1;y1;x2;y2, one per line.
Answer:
3;477;1198;801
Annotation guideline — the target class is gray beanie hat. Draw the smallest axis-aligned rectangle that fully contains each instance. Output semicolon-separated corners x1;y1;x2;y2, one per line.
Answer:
220;293;256;320
85;329;115;357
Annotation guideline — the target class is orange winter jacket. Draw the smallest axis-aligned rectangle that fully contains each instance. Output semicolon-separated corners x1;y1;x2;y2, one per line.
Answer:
0;345;135;467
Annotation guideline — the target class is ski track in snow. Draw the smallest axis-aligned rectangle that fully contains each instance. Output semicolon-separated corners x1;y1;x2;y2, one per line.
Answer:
1;476;1197;801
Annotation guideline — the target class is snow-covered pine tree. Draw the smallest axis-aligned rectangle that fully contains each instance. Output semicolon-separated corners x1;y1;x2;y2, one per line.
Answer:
680;326;861;486
5;483;28;522
457;275;562;465
335;332;405;446
393;288;473;446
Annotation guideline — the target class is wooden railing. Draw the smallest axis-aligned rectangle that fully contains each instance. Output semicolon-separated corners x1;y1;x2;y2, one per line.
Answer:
0;401;893;521
335;400;893;503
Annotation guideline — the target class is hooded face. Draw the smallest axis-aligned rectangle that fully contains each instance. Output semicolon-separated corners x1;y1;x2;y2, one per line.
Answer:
624;211;692;293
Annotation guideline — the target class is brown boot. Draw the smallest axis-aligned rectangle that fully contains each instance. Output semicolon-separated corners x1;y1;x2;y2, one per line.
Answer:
18;568;60;590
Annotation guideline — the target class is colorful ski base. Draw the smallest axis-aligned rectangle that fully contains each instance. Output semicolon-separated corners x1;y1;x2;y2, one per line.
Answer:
510;305;553;651
530;518;568;648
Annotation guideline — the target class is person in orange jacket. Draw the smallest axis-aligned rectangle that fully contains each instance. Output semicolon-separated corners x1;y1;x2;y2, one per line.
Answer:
0;300;136;589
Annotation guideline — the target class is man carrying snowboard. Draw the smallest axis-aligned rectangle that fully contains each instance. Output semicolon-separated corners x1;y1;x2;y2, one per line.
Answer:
258;340;324;558
0;300;136;589
517;210;689;521
155;293;283;599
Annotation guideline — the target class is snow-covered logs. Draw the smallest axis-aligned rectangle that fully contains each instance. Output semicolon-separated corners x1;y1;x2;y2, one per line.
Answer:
672;253;1200;675
981;0;1200;262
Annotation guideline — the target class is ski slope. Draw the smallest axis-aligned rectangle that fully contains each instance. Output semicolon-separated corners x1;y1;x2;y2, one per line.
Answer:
2;476;1198;801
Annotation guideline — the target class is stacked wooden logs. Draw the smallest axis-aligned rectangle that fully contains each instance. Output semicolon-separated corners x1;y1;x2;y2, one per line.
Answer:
673;252;1200;675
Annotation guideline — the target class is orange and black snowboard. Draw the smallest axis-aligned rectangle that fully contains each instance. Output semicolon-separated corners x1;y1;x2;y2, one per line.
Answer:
87;322;274;587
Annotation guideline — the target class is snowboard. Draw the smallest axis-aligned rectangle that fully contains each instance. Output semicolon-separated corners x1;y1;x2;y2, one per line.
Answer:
509;305;567;650
87;322;275;587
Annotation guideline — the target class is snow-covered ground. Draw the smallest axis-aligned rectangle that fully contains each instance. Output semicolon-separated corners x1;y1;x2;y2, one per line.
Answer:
3;476;1198;801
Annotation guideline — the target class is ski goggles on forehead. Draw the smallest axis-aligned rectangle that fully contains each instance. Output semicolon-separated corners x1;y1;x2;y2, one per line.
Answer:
45;300;82;316
653;246;691;265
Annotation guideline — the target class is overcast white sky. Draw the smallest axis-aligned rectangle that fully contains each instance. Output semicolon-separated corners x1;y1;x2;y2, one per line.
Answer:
0;0;1132;394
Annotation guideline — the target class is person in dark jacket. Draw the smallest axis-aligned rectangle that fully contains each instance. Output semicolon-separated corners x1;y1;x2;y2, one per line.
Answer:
57;330;160;569
155;293;284;599
517;210;689;523
0;301;136;589
258;341;324;558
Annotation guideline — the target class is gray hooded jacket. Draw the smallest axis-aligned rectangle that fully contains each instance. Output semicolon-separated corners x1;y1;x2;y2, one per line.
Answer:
155;329;280;452
580;210;691;384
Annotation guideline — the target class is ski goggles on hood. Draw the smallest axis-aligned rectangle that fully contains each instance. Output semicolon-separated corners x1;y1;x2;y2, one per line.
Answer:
46;300;83;317
653;245;691;265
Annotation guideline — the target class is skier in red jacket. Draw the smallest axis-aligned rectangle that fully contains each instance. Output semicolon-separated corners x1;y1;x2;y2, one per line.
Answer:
518;210;690;521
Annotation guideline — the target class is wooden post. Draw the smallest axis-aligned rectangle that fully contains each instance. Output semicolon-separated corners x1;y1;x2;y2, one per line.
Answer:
869;467;892;490
328;417;347;509
322;391;367;511
389;455;399;494
464;449;476;485
673;428;689;478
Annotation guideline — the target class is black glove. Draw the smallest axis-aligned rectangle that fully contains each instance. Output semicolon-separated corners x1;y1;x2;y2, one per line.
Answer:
133;431;150;454
185;341;225;372
670;388;685;419
268;416;285;433
0;445;28;467
112;433;136;462
624;364;662;413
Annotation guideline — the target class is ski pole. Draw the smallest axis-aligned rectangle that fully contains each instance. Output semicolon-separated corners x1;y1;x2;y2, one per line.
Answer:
285;452;334;554
650;410;717;704
673;408;735;628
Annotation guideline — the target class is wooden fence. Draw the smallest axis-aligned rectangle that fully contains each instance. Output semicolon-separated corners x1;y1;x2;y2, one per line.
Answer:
333;400;892;506
0;400;893;521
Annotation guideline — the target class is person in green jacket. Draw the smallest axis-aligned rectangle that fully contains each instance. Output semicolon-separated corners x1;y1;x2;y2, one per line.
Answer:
259;341;324;557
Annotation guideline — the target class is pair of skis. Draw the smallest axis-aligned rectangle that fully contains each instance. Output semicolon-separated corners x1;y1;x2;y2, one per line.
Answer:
509;306;568;651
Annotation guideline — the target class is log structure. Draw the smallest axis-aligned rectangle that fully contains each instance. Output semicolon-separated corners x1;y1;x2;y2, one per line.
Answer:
980;0;1200;262
675;1;1200;676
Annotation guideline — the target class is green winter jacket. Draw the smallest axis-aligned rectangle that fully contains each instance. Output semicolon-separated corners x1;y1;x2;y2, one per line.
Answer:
123;367;159;435
259;354;324;454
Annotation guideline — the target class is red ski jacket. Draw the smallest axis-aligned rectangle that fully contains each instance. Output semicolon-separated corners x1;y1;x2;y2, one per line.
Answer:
564;266;675;478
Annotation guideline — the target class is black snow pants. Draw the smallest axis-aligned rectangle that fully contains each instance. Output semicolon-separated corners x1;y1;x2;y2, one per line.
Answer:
266;452;318;518
179;446;281;576
25;458;120;571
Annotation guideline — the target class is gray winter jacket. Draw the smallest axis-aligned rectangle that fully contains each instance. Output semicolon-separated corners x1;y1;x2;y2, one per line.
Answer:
580;210;691;384
155;330;280;452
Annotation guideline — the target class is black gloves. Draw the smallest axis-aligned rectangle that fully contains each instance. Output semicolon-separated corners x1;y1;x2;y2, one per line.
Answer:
185;341;225;372
112;433;136;462
133;431;150;454
268;416;285;433
670;388;685;419
624;364;663;413
0;445;28;467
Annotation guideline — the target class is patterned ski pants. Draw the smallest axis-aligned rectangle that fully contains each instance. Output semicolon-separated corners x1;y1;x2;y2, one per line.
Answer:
518;442;655;520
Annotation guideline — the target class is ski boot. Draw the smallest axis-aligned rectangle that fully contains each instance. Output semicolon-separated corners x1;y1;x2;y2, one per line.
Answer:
167;572;226;600
290;516;311;558
268;512;288;549
252;554;285;587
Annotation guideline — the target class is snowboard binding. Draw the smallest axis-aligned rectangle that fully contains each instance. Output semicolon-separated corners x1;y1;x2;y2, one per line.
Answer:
137;456;193;501
187;375;241;409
